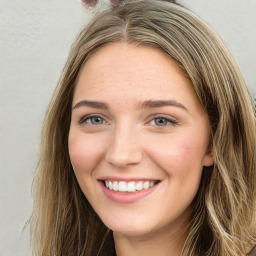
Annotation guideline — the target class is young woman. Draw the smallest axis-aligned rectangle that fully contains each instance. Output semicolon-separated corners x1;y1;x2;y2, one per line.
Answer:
30;1;256;255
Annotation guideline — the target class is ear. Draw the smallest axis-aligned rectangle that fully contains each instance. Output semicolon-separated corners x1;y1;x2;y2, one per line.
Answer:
202;147;214;167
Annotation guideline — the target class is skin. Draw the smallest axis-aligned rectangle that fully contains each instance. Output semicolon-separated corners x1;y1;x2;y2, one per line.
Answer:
68;43;213;256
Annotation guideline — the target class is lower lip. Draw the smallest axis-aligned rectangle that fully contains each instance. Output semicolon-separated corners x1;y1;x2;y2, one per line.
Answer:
99;182;160;203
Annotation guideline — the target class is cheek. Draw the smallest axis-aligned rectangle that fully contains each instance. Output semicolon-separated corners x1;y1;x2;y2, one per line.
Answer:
144;133;208;193
68;133;104;175
147;135;207;168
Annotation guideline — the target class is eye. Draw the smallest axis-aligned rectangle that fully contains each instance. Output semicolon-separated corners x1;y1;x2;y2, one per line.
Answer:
149;116;178;127
80;115;106;125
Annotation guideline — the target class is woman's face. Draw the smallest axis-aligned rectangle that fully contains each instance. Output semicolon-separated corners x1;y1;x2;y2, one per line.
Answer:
69;43;213;238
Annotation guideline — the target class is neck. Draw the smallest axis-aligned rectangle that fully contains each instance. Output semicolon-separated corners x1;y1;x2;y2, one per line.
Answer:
113;217;190;256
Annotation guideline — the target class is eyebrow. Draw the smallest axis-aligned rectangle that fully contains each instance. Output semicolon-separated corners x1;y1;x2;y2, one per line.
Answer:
72;99;189;113
139;100;189;113
73;100;109;110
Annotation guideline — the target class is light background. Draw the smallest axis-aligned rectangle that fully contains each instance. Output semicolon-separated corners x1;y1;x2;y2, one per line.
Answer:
0;0;255;255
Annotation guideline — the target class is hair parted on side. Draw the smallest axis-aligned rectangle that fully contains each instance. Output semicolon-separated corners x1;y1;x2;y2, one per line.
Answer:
29;1;256;255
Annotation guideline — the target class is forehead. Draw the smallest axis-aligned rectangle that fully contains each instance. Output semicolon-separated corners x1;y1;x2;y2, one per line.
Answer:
73;42;202;113
80;43;186;79
76;43;189;88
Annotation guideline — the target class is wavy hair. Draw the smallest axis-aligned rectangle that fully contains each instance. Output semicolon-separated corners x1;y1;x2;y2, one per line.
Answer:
29;1;256;255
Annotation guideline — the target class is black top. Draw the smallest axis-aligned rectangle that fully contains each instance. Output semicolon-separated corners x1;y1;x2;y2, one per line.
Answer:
248;246;256;256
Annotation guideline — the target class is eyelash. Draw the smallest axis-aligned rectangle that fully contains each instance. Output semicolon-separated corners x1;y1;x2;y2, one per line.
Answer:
79;114;108;125
79;114;178;127
148;115;178;127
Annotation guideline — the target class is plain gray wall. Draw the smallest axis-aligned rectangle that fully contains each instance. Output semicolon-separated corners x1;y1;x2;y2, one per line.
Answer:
0;0;255;255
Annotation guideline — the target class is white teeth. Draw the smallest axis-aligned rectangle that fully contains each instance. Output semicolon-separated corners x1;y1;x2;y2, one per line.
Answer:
113;181;118;191
127;181;136;192
104;180;157;193
143;181;149;190
119;181;127;192
109;181;113;190
135;181;143;191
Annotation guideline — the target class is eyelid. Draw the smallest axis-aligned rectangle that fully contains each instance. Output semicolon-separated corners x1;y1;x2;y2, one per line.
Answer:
79;114;109;125
77;113;178;127
147;114;179;126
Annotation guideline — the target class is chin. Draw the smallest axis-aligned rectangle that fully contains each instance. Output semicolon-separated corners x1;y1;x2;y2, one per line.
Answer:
101;213;168;238
111;224;155;237
97;204;193;239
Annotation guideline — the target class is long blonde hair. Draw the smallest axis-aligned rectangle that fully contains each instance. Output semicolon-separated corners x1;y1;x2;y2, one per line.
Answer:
30;1;256;255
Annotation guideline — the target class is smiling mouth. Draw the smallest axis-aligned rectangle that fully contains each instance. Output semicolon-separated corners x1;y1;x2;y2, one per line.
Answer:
103;180;159;193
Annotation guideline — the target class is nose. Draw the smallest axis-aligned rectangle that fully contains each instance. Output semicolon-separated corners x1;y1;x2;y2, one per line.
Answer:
105;124;143;168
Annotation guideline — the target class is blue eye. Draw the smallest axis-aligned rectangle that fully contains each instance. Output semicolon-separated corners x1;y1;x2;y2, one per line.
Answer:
151;117;178;126
154;118;169;126
80;116;105;125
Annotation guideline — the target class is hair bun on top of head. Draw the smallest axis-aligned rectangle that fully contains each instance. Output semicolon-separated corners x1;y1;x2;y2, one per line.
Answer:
81;0;176;8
